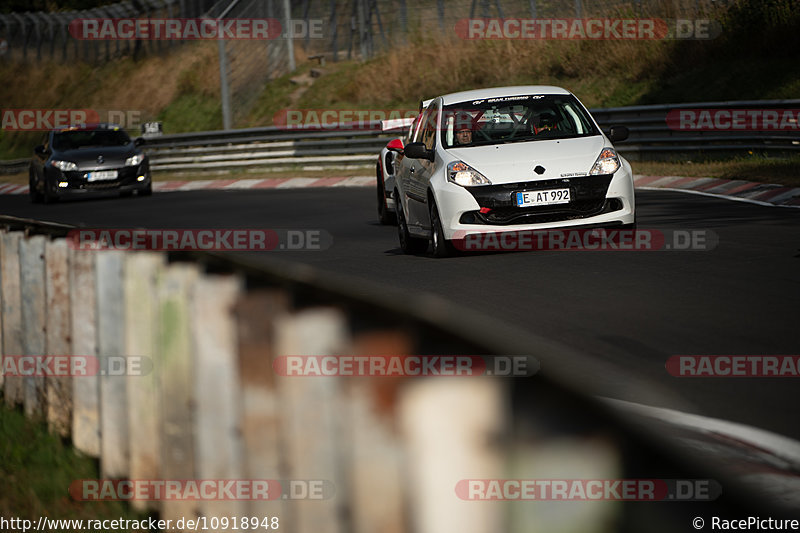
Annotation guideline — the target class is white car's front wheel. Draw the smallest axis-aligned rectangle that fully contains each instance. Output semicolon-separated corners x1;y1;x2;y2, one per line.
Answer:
396;194;428;254
430;201;455;258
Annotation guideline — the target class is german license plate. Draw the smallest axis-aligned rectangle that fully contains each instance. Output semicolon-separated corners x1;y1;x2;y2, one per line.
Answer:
87;170;118;181
516;188;570;207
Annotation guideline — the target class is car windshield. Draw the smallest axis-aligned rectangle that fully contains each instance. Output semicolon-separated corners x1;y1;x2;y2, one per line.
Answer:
442;94;599;148
52;129;131;151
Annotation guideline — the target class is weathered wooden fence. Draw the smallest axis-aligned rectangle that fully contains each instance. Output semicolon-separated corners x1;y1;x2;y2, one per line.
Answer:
0;220;789;532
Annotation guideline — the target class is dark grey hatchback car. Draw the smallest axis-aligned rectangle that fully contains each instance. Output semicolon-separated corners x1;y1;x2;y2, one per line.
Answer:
29;123;151;203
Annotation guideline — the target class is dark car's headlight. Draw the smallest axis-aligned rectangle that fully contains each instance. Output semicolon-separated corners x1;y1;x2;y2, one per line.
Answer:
51;160;78;171
589;148;620;175
125;154;145;166
447;161;491;187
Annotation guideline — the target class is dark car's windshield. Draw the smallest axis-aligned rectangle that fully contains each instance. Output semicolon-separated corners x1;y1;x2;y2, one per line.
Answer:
442;94;599;148
52;129;132;151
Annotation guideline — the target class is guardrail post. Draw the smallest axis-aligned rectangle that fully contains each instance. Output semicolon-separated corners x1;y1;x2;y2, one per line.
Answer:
124;252;164;512
96;251;129;478
1;231;23;407
234;290;290;521
273;308;350;533
192;274;245;520
70;248;100;457
399;378;509;533
45;238;72;437
157;263;200;525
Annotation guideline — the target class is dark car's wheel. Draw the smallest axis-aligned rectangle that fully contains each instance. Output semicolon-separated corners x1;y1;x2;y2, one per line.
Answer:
376;163;395;225
42;177;58;204
430;201;456;258
139;180;152;196
29;172;43;204
396;195;428;254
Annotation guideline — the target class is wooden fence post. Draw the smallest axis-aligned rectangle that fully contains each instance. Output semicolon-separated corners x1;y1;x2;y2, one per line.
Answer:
234;290;290;524
124;251;164;512
1;231;23;407
45;238;72;437
157;262;200;525
273;308;350;533
399;378;509;533
70;248;100;457
20;235;47;418
96;250;128;478
192;274;245;521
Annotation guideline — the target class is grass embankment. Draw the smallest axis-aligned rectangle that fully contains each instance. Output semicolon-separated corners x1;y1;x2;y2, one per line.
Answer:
0;406;145;522
0;0;797;179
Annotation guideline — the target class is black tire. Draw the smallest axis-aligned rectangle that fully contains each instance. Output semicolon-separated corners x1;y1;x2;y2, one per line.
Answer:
376;163;395;225
139;181;152;196
42;177;58;204
430;201;456;258
29;172;43;204
396;196;428;254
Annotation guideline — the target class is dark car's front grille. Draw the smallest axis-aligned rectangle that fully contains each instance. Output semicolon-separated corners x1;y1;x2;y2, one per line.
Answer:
462;174;617;225
62;166;141;190
83;180;123;190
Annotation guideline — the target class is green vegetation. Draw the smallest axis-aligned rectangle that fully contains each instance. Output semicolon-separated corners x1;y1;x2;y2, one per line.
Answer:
635;155;800;187
0;0;797;181
0;406;145;521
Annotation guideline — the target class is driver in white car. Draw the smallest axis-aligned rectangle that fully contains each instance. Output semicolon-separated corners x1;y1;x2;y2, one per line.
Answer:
454;111;474;145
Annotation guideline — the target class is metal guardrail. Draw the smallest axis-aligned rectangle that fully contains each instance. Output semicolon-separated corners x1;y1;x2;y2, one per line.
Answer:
141;122;392;172
2;100;799;174
0;158;28;175
590;99;800;160
141;99;800;170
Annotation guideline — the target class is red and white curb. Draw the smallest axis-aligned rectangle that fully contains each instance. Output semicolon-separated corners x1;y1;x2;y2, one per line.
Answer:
152;175;374;191
1;175;798;207
0;183;27;195
0;176;373;196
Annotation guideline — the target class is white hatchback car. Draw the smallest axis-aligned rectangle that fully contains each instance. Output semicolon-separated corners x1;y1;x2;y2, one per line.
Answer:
376;99;432;225
394;86;635;257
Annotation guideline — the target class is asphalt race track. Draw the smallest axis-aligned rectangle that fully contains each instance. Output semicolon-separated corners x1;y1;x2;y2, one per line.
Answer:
2;187;798;441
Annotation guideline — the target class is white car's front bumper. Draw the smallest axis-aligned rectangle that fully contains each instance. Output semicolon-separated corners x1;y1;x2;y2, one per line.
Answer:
434;168;635;241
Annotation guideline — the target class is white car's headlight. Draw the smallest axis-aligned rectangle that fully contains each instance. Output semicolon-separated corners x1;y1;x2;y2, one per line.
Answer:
447;161;491;187
589;148;620;175
51;160;78;171
125;154;145;166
